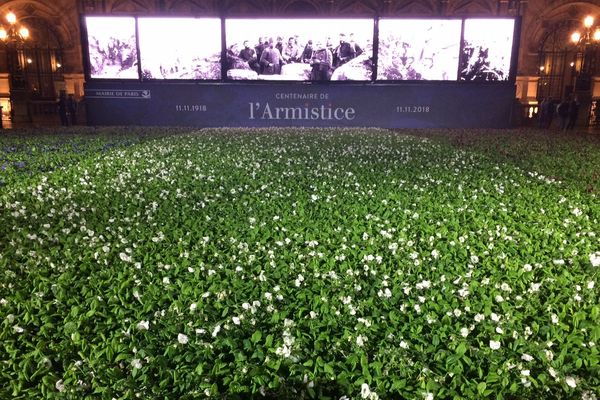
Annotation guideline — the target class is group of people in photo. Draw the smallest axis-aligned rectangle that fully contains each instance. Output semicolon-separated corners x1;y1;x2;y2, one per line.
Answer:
227;33;368;80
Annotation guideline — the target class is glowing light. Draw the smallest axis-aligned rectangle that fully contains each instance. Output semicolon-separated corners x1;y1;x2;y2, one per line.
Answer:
26;58;32;64
594;29;600;41
0;28;7;41
584;15;594;28
19;27;29;39
571;31;581;43
6;12;17;25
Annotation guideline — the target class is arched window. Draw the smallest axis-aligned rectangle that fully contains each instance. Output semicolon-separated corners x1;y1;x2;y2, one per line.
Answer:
537;20;600;102
16;17;63;99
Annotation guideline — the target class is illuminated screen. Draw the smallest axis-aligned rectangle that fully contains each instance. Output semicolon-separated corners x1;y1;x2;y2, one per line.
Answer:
225;18;374;81
460;19;515;81
138;18;221;80
86;17;138;79
377;19;462;81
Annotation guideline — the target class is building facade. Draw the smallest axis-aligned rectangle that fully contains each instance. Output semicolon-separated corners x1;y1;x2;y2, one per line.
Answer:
1;0;599;126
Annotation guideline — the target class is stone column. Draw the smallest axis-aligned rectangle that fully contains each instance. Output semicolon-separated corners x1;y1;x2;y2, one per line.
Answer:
515;75;540;125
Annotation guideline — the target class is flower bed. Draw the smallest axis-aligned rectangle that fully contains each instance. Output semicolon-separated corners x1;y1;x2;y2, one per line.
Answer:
0;128;598;399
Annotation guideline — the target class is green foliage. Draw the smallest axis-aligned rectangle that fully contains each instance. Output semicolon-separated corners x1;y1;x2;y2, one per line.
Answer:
0;127;598;399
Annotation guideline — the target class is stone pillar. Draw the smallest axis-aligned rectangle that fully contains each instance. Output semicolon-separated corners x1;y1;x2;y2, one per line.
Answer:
515;75;540;125
0;72;10;122
63;73;85;99
587;76;600;127
515;75;539;102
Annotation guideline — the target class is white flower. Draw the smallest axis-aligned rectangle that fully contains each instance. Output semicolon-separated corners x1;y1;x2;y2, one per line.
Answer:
136;320;149;331
521;353;533;362
356;335;367;347
212;325;221;337
0;298;6;306
453;309;461;317
131;358;142;369
489;340;501;350
587;281;595;289
565;376;577;388
189;303;197;312
425;393;434;400
551;314;559;324
523;264;532;272
590;252;600;267
416;280;431;290
177;333;189;344
495;295;504;303
431;250;439;259
460;327;469;337
162;276;170;285
13;325;24;333
55;379;65;392
470;255;479;264
399;340;409;349
548;367;558;378
496;327;504;334
361;383;371;399
232;316;241;325
553;259;565;265
119;252;132;262
275;345;292;358
521;369;530;376
474;313;485;322
491;313;500;322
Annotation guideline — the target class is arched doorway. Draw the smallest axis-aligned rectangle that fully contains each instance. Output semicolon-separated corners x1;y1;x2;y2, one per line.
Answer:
3;15;63;125
537;19;600;127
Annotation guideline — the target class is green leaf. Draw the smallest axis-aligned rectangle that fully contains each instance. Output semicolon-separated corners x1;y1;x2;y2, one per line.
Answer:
477;382;487;395
251;330;262;344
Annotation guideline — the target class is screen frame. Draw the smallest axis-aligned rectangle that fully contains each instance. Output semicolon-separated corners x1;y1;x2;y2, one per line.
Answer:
81;15;141;81
80;14;520;85
137;16;223;82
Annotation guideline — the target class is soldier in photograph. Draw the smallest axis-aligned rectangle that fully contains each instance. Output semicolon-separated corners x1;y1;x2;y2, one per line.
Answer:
282;37;300;63
260;38;283;75
334;33;355;68
310;40;333;81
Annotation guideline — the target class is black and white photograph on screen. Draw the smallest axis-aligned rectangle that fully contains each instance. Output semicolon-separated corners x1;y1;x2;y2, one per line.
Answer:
86;17;138;79
224;19;374;81
460;19;515;81
377;19;462;81
138;18;221;80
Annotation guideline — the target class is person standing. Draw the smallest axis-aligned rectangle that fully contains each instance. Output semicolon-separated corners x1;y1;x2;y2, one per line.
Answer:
310;40;333;81
67;94;78;126
58;90;68;126
557;98;570;131
259;39;283;75
566;97;580;130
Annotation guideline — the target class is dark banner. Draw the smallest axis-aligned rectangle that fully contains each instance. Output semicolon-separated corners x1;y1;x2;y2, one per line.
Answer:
84;82;516;128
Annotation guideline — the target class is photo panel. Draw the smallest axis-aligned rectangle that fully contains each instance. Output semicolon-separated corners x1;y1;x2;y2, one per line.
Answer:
224;18;374;81
138;18;222;80
377;19;462;81
85;16;139;79
460;19;515;81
